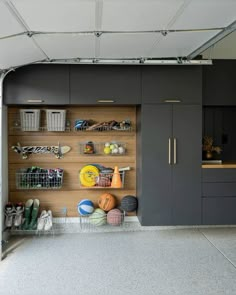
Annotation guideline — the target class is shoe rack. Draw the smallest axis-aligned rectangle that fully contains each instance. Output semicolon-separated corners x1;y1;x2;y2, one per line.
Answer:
8;106;137;217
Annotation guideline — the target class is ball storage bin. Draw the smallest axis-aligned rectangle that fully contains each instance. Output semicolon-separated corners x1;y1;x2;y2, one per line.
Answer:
20;109;40;131
46;110;66;131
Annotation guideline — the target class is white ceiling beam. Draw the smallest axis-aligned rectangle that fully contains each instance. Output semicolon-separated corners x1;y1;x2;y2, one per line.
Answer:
38;58;212;66
4;0;50;61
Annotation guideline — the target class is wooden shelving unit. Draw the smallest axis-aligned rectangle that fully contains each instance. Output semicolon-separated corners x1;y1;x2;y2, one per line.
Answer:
8;106;137;217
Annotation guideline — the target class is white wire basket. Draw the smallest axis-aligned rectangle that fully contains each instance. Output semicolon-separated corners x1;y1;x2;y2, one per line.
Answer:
79;210;125;232
16;168;64;189
79;171;125;189
46;110;66;131
20;109;41;131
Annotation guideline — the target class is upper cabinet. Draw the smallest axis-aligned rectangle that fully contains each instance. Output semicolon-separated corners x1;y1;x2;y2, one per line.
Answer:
142;66;202;104
203;60;236;106
70;65;141;105
3;65;70;105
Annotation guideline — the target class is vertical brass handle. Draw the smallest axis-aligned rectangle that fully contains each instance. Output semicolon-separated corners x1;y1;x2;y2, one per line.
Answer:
168;138;171;165
174;138;177;164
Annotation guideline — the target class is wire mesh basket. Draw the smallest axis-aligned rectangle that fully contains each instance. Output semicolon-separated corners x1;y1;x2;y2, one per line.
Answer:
78;142;99;155
79;209;125;232
46;110;66;131
101;142;126;155
79;170;125;189
16;168;64;189
20;109;41;131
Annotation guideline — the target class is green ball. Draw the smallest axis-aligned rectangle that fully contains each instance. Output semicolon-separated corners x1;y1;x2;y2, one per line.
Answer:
89;208;107;226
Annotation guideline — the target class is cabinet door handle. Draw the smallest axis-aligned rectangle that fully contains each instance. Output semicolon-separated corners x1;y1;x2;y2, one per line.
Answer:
27;99;44;103
174;137;177;164
97;100;115;103
163;99;182;103
168;138;171;165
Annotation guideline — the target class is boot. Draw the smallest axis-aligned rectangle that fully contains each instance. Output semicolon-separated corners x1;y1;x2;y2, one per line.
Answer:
22;199;33;230
29;199;40;230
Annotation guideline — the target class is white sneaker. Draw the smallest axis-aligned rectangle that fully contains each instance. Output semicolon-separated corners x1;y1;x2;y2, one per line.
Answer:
37;210;48;231
44;210;53;231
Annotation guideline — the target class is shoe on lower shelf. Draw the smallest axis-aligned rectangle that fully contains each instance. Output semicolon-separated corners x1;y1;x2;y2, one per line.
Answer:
5;203;15;228
22;199;33;230
28;199;40;230
14;202;24;227
37;210;48;231
44;210;53;231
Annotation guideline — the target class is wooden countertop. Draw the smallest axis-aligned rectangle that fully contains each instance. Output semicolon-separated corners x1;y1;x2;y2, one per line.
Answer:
202;163;236;169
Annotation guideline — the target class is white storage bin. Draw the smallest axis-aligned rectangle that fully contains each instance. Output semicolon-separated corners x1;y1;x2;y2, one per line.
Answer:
46;110;66;131
20;109;40;131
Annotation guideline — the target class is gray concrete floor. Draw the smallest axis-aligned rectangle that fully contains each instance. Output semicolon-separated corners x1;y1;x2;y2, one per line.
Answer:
1;228;236;295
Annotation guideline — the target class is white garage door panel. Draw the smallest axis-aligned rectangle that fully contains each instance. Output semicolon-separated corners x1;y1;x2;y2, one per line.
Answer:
0;35;45;69
99;33;161;58
0;2;25;38
11;0;96;32
34;34;95;59
202;31;236;59
170;0;236;30
150;30;220;58
102;0;185;31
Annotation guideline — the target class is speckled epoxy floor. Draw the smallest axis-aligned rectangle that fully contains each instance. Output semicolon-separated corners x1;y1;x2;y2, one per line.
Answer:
1;228;236;295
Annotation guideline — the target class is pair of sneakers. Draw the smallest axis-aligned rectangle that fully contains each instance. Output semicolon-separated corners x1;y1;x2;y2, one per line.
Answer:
37;210;53;231
5;202;24;228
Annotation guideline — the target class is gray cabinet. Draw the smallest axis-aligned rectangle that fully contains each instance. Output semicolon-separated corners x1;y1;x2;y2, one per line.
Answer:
138;104;202;225
203;60;236;105
3;65;70;105
70;65;141;105
202;168;236;224
142;66;202;104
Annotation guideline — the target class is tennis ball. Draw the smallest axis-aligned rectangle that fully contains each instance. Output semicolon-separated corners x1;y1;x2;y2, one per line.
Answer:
118;146;125;154
104;147;111;154
112;148;119;154
105;142;110;147
109;144;115;150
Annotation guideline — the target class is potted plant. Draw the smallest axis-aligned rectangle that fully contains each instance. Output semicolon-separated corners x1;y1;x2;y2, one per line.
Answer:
202;136;222;160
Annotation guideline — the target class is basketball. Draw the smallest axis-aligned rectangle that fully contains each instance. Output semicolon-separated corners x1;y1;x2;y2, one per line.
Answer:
89;208;107;226
98;193;116;211
77;199;94;216
107;209;123;226
120;195;138;212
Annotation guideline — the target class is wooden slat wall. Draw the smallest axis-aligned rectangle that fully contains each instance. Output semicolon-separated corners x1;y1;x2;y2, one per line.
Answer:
8;106;137;217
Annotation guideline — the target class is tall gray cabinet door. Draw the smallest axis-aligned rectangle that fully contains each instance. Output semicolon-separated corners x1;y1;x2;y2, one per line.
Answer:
172;105;202;225
141;104;172;225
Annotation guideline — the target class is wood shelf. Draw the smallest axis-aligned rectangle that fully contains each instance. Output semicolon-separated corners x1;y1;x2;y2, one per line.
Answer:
8;106;137;217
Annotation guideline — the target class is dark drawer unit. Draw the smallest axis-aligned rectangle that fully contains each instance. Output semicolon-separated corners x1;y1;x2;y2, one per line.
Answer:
202;198;236;225
202;168;236;183
142;66;202;104
70;65;141;105
3;64;70;105
202;168;236;224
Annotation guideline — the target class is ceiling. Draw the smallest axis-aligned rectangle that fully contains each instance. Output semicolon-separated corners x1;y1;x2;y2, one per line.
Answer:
0;0;236;71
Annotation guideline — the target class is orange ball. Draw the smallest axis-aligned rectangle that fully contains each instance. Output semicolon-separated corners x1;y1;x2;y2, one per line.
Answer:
98;193;116;211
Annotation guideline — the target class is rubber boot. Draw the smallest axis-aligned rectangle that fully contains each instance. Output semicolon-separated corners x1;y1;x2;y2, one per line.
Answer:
22;199;33;230
29;199;40;230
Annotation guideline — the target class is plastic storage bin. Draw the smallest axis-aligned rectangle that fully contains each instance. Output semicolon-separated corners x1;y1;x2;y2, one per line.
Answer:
20;109;40;131
46;110;66;131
